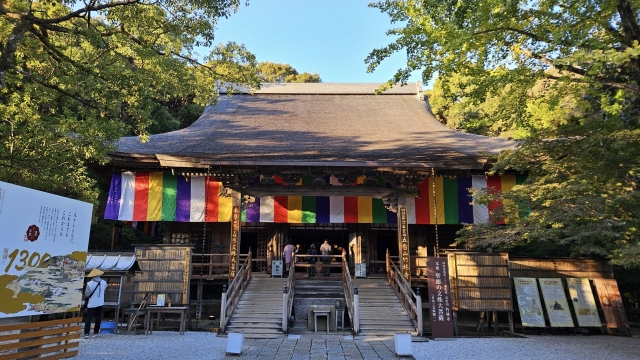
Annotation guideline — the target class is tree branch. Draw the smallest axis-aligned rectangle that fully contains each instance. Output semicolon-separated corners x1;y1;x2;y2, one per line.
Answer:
12;66;101;110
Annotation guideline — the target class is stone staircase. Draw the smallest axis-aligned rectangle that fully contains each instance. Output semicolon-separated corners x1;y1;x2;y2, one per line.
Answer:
225;277;287;339
354;278;418;337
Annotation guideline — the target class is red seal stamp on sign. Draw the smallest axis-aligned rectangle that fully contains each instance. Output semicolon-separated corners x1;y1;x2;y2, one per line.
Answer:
26;225;40;241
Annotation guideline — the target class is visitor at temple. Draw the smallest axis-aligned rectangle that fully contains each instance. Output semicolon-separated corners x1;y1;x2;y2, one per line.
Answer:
320;239;332;277
307;244;318;277
283;241;296;275
84;269;107;339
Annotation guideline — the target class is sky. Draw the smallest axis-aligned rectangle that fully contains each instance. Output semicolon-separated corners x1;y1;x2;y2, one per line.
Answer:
212;0;424;85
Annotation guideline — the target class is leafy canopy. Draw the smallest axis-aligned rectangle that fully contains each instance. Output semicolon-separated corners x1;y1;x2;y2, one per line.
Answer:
0;1;260;202
256;61;321;83
368;0;640;265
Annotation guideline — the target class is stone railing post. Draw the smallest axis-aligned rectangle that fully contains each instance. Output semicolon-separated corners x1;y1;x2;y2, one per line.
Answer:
416;287;423;336
353;287;359;334
220;284;227;332
282;286;288;333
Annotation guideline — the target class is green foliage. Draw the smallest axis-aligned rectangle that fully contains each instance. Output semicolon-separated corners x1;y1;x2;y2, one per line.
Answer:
256;61;321;83
370;0;640;266
0;1;259;202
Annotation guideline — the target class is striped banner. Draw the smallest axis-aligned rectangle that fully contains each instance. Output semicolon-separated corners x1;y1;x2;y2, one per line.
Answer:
104;172;232;222
105;173;525;224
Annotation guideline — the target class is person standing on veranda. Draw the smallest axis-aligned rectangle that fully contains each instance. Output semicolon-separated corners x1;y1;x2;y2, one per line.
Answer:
84;269;107;339
307;244;318;277
320;239;332;277
283;241;296;276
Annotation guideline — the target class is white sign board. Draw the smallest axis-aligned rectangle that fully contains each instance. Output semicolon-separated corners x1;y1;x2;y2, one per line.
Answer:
355;263;366;278
566;278;601;327
272;260;283;277
513;277;545;327
539;278;575;327
0;181;93;318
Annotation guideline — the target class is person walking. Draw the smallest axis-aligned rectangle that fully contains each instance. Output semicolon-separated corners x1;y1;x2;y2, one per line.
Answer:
307;244;318;277
320;239;332;277
84;269;107;339
283;241;296;276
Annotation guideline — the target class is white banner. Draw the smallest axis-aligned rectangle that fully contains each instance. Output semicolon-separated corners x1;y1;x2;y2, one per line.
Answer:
539;278;575;327
513;277;545;327
566;278;601;327
0;181;92;318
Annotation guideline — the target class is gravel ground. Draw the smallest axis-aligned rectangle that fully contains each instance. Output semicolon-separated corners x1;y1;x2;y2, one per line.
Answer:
73;332;640;360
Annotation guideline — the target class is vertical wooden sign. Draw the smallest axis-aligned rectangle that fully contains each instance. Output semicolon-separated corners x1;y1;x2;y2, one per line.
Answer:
228;205;240;280
593;279;630;334
447;253;458;311
427;257;454;337
398;206;410;282
182;247;191;304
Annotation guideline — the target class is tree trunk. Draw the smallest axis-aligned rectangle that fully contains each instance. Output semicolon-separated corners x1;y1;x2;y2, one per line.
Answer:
618;0;640;86
0;20;30;89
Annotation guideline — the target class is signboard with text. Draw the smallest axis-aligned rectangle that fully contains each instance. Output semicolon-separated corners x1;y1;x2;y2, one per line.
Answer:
427;257;454;338
228;206;240;280
0;181;93;318
538;278;574;327
398;206;410;282
593;279;630;333
566;278;601;327
513;277;545;327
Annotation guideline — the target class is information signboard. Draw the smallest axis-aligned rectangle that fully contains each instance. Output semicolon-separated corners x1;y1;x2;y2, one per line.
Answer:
0;181;93;318
593;279;630;333
513;277;545;327
427;257;454;338
272;260;283;277
398;206;410;282
538;278;574;327
566;278;601;327
355;263;366;278
229;206;240;280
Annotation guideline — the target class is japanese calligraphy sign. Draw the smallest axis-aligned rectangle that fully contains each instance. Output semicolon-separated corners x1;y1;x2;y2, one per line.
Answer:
566;278;601;327
538;278;574;327
427;257;454;338
513;278;545;327
398;206;410;282
228;205;240;280
447;253;458;311
0;181;92;318
593;279;630;332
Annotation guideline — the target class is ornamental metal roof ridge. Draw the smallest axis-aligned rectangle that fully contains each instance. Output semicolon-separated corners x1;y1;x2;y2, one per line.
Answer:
218;82;422;95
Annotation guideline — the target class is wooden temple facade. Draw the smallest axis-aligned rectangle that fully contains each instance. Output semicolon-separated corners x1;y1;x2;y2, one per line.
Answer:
101;82;517;280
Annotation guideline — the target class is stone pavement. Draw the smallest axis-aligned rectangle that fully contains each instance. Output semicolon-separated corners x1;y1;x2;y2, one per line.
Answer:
221;334;414;360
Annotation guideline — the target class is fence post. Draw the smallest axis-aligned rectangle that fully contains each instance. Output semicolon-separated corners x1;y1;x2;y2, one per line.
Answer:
386;249;390;283
282;286;288;333
220;285;227;332
416;287;423;336
248;247;252;278
353;287;359;334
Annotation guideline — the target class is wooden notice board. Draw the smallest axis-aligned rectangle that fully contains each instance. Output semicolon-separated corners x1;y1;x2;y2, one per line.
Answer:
448;251;513;311
131;244;193;305
593;279;630;335
427;257;454;337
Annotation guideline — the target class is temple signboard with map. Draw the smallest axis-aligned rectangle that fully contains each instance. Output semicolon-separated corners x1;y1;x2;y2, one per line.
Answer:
0;181;93;318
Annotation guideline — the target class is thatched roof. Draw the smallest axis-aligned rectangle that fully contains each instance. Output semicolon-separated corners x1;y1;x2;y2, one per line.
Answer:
113;83;515;170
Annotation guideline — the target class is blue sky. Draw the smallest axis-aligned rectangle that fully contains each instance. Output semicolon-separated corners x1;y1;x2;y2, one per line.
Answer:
212;0;424;85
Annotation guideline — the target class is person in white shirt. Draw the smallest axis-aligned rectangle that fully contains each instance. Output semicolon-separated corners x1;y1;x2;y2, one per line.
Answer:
320;239;332;277
84;268;107;339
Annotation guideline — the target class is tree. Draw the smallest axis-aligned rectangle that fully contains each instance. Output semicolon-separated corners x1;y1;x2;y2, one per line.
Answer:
0;1;260;203
257;61;321;83
368;0;640;265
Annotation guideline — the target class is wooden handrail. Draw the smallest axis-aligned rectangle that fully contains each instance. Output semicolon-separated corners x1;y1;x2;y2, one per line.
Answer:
386;251;423;336
219;252;252;332
341;255;358;334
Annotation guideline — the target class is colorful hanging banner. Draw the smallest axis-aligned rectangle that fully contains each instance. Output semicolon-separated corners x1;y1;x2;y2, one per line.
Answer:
105;173;525;224
513;277;545;327
539;278;575;327
566;278;602;327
